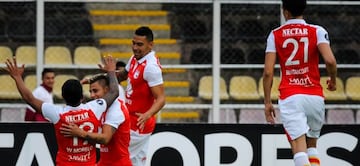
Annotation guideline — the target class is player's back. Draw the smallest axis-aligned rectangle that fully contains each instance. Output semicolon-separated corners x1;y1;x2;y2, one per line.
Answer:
55;109;101;165
271;20;324;99
43;100;107;166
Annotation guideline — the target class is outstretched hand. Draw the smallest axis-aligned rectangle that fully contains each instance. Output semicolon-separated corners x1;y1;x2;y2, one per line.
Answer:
3;57;25;79
98;55;116;72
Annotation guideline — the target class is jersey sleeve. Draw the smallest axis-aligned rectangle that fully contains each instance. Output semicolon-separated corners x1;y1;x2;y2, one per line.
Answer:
316;26;330;45
125;56;133;72
104;100;125;129
86;99;107;119
144;63;163;87
41;103;61;123
265;32;276;53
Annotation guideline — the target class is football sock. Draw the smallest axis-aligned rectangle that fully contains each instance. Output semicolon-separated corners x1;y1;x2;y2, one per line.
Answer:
307;147;320;166
294;152;311;166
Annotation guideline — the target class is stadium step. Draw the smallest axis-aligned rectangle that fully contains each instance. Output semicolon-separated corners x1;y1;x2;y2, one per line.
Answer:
86;3;163;11
89;10;169;24
98;38;180;52
165;96;195;103
156;110;201;123
104;51;180;64
93;24;171;38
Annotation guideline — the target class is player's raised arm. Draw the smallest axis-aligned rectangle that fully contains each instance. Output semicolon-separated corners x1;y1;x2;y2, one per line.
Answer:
99;56;119;108
3;57;43;112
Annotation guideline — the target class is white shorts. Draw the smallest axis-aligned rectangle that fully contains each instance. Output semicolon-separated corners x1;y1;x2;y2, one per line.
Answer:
129;130;152;166
278;94;325;140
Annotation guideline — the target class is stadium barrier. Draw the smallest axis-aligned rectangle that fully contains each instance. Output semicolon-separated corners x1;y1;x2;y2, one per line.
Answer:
0;123;359;166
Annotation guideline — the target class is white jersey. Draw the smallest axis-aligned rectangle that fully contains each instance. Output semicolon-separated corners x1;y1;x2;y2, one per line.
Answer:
27;86;53;112
42;99;107;123
103;98;126;129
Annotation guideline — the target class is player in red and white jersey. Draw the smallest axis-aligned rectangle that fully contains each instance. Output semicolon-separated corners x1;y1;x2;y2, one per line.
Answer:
117;26;166;166
4;56;119;166
263;0;337;166
60;74;131;166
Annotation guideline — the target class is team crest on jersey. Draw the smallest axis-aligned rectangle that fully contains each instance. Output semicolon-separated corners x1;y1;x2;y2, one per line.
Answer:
325;33;329;41
134;70;140;79
96;99;104;105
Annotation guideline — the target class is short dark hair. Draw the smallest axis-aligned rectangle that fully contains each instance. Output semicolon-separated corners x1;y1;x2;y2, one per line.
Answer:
135;26;154;42
116;61;126;69
62;79;83;106
282;0;306;17
42;68;55;78
90;75;109;88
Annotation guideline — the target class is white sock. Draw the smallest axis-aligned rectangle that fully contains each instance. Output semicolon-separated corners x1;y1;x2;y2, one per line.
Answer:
294;152;311;166
307;148;320;166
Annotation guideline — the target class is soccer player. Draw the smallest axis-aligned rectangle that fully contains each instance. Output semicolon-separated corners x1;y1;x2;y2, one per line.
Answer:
263;0;337;166
60;74;131;166
117;26;166;166
4;56;119;166
25;68;55;122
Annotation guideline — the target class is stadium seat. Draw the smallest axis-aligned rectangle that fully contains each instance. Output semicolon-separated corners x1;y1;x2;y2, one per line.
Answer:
198;76;229;101
65;18;95;44
44;46;72;65
320;76;347;101
0;46;13;62
0;75;21;99
74;46;102;66
24;74;37;91
258;76;280;100
345;76;360;101
44;18;67;43
335;49;359;64
221;48;246;64
229;75;260;101
237;19;265;43
221;20;239;43
181;19;210;43
53;74;78;99
81;75;93;99
15;46;36;66
247;49;265;64
238;109;266;124
326;109;355;124
0;19;8;43
190;48;212;64
7;18;35;43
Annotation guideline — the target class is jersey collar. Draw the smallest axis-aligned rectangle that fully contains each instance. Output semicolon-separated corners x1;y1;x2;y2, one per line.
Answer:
285;19;306;25
136;50;155;64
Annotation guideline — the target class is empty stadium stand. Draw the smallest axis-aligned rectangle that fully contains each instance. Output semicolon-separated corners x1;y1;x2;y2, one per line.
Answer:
44;46;73;65
198;76;229;101
15;46;36;66
345;76;360;101
229;75;260;101
73;46;101;66
0;46;13;62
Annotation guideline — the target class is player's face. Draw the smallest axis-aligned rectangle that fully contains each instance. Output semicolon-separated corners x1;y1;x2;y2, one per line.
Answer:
89;81;109;99
132;35;153;60
42;72;55;88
